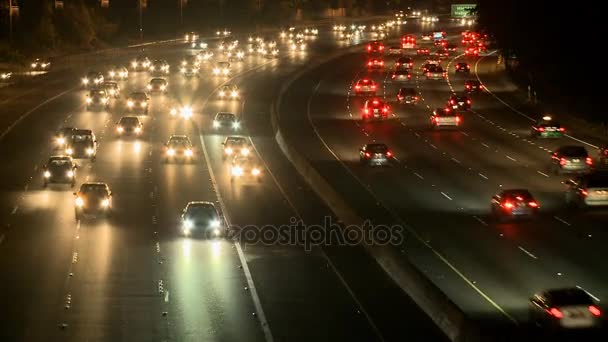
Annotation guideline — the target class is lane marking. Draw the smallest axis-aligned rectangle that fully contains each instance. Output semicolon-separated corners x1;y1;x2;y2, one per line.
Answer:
478;173;488;180
164;290;170;303
11;206;18;215
553;216;571;226
536;171;549;178
413;172;424;180
472;215;488;226
576;285;600;302
518;246;538;260
451;157;461;164
506;155;517;162
440;192;452;201
481;143;490;148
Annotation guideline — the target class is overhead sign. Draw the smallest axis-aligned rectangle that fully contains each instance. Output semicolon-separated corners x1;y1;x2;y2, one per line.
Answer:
451;4;476;18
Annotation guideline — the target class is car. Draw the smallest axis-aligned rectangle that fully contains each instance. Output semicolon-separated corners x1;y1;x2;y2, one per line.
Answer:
42;156;77;188
434;49;449;59
338;31;353;40
599;145;608;168
103;81;120;98
303;27;319;36
107;66;128;80
430;108;461;128
565;171;608;207
529;288;602;330
197;49;214;62
422;63;434;73
227;49;245;62
181;55;200;69
353;78;378;96
218;84;239;99
425;65;446;80
434;39;448;47
366;40;385;54
184;31;199;42
231;156;263;182
387;46;402;55
448;95;472;111
30;58;51;71
222;136;250;160
426;56;442;65
551;146;592;174
65;129;97;160
446;43;458;53
126;92;149;114
212;62;231;76
190;39;208;49
212;112;240;131
391;69;412;82
397;88;419;104
455;62;470;73
0;71;12;81
147;78;168;94
464;79;484;93
74;182;112;220
164;135;195;163
115;116;143;136
421;33;433;41
401;34;416;48
169;106;193;120
362;99;390;120
180;201;223;237
263;48;280;58
180;65;199;77
149;59;170;75
54;127;77;149
131;55;151;71
490;189;539;221
367;57;384;69
216;29;231;37
531;116;565;138
359;143;394;166
81;71;104;88
465;47;479;56
85;89;109;110
395;57;414;70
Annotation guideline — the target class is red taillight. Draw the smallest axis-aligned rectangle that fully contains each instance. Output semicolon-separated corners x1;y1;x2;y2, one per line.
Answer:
589;305;601;316
409;63;413;67
581;189;589;197
528;201;538;208
380;61;384;65
386;151;392;157
559;127;565;132
559;157;567;165
426;72;431;77
368;61;372;66
586;157;593;165
367;45;371;51
503;201;514;209
383;107;388;113
364;152;371;158
371;84;376;89
538;127;545;132
407;74;411;79
442;72;447;77
392;74;396;79
467;99;471;104
379;46;384;50
456;116;461;123
549;308;563;319
355;85;361;89
450;100;455;104
372;100;379;104
466;85;471;89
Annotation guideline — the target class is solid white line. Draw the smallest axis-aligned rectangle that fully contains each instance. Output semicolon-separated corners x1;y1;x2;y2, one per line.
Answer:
478;173;488;180
537;170;549;178
440;192;453;201
430;144;438;150
518;246;538;259
576;285;601;302
164;290;170;303
553;216;571;226
413;172;424;180
460;132;469;136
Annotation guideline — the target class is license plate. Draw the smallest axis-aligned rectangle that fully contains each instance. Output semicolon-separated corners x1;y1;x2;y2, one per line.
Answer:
458;102;464;105
545;127;556;131
373;109;379;113
572;159;580;163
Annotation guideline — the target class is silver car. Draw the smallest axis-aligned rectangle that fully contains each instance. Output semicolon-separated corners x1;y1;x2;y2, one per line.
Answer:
565;171;608;207
425;65;446;80
550;145;591;174
529;288;602;330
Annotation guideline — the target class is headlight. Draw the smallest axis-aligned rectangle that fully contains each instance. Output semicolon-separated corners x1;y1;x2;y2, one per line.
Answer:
101;199;110;207
237;52;244;58
181;107;193;119
185;149;193;157
170;108;177;116
181;61;187;66
252;168;260;176
232;121;240;129
167;148;175;156
57;137;65;145
181;67;186;73
117;126;123;133
66;148;73;155
210;219;220;228
127;101;134;107
241;148;250;156
109;89;116;95
147;85;152;90
224;147;233;155
231;91;238;98
31;63;37;68
86;148;94;155
67;171;74;177
44;171;51;178
109;71;116;77
82;78;89;84
213;120;220;128
213;68;220;74
131;61;137;67
75;197;84;207
160;85;166;90
101;98;108;104
232;166;244;176
219;91;225;97
213;228;220;236
183;219;193;229
86;98;92;103
135;127;142;133
141;102;147;108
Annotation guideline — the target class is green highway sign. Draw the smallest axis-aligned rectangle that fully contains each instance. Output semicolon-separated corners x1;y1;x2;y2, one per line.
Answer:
451;4;477;18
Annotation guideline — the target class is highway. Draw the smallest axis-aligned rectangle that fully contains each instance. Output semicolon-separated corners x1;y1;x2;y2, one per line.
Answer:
0;22;446;342
278;20;608;339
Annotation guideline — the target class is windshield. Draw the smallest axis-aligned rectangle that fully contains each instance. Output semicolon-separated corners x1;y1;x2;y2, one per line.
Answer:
560;146;587;157
130;93;146;101
70;134;92;143
217;113;235;121
367;144;388;153
119;118;139;125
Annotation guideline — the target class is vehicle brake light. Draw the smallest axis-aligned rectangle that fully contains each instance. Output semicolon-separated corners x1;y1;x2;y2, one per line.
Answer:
367;45;371;51
586;157;593;165
368;61;372;66
456;116;461;123
379;46;384;50
589;305;601;316
365;152;371;158
408;74;411;79
372;100;379;104
426;72;431;77
503;201;514;209
467;99;471;104
442;72;447;77
450;100;455;104
380;61;384;65
383;107;388;113
466;85;471;89
516;196;523;201
528;201;538;208
364;108;369;114
559;127;565;132
355;85;361;89
581;189;588;197
549;308;563;319
538;127;545;132
560;158;567;166
386;151;393;157
371;85;376;89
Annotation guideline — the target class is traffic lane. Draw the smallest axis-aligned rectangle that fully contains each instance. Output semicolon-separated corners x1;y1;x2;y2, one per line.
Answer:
277;50;506;334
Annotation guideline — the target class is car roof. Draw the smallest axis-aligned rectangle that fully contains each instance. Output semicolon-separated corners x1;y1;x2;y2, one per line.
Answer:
186;201;215;208
169;134;189;140
80;182;109;190
557;145;587;155
542;288;593;305
49;156;72;161
129;92;147;97
150;78;166;82
119;116;140;121
73;129;93;135
225;136;247;143
500;189;532;197
365;143;388;150
215;112;236;118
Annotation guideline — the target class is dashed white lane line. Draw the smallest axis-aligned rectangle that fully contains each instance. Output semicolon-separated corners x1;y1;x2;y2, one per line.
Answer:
440;192;453;201
413;172;424;180
451;157;461;164
430;144;438;150
481;143;490;148
554;216;571;226
518;246;538;260
460;132;469;136
537;170;550;178
576;285;601;302
506;155;517;162
478;173;488;180
164;290;170;303
11;206;18;215
472;215;488;226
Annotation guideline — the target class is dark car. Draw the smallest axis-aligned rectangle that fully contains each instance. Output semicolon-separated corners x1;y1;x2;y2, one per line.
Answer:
391;69;412;82
397;88;419;104
43;156;77;187
551;145;592;174
359;143;394;166
464;79;483;93
362;99;390;120
65;129;97;160
164;135;195;162
490;189;539;221
126;92;149;114
529;288;602;330
222;136;250;160
131;55;151;71
531;116;565;138
116;116;143;136
54;127;77;149
212;112;240;131
180;201;223;237
455;62;470;73
147;78;168;94
448;95;471;111
82;71;104;88
149;59;170;75
85;89;109;110
394;57;414;70
74;182;112;220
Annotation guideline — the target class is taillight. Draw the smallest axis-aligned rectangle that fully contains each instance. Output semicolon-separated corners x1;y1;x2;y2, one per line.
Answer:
581;189;588;197
443;72;447;77
367;45;371;51
559;127;565;132
380;61;384;65
586;157;593;165
450;100;455;104
386;151;393;157
407;74;411;79
383;107;388;113
466;99;471;104
560;158;567;165
368;61;372;66
371;84;376;89
392;74;396;79
549;308;564;319
456;116;461;123
372;100;379;104
355;85;361;89
528;201;538;208
364;152;371;158
589;305;601;316
364;108;369;114
538;127;545;132
503;201;514;209
466;85;471;89
426;72;431;77
379;46;384;50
